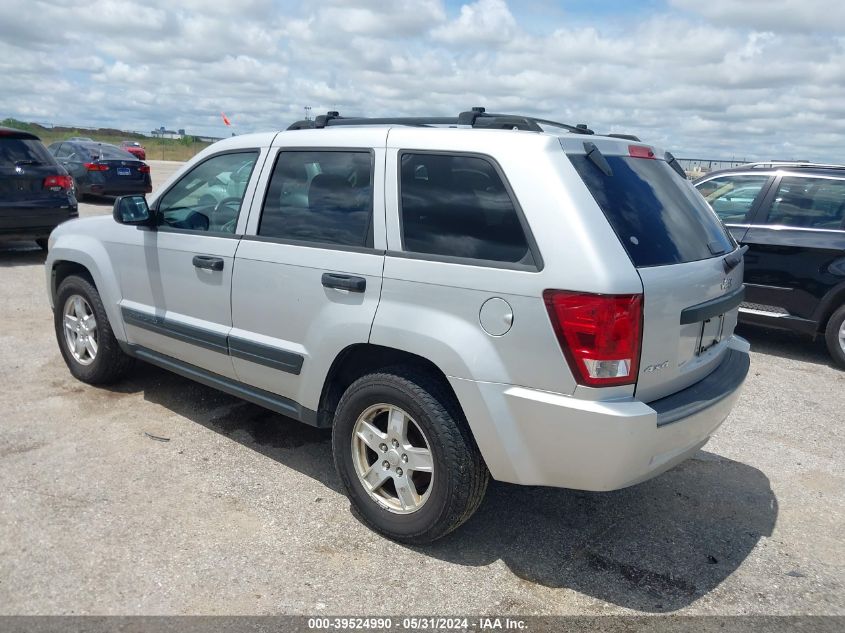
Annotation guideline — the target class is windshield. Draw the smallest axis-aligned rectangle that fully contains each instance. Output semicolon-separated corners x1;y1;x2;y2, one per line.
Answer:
568;152;735;267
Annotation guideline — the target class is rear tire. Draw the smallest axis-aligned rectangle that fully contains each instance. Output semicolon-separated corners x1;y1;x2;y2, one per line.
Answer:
824;305;845;369
332;367;488;544
54;275;134;384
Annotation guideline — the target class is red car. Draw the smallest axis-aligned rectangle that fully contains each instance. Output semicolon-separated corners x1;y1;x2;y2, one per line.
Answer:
120;140;146;160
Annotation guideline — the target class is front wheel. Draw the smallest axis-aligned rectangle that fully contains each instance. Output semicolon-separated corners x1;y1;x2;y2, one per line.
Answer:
332;368;488;544
824;305;845;369
54;275;134;384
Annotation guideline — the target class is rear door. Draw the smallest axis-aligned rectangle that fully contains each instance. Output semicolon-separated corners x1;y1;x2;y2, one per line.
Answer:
564;139;743;401
230;131;387;412
741;173;845;321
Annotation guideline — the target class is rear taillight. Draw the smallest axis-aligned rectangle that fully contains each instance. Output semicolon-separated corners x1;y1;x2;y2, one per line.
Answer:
138;164;150;173
84;162;109;171
543;290;643;387
43;174;73;191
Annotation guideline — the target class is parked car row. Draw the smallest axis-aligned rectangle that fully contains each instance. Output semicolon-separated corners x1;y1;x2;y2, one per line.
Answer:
0;128;152;249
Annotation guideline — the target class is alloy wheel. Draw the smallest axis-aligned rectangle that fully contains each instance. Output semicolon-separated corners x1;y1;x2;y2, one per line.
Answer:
351;404;434;514
62;294;98;366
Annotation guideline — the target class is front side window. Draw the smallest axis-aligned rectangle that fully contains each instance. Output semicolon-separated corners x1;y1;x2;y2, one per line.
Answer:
765;176;845;230
157;151;258;234
399;152;533;265
696;175;771;224
259;150;373;248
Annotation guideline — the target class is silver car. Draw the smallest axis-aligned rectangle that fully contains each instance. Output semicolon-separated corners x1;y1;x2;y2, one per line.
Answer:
45;109;750;543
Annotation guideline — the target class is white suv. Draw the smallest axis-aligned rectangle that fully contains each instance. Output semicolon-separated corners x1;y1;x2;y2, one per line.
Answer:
45;109;750;543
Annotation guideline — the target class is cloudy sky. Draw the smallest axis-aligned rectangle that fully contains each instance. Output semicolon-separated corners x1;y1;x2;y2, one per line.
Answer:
1;0;843;161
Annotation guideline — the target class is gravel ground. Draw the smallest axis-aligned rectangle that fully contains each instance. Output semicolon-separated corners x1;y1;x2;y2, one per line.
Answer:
0;160;842;616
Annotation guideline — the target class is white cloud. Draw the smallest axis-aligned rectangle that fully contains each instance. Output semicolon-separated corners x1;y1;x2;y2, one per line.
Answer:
432;0;518;45
0;0;843;161
670;0;845;33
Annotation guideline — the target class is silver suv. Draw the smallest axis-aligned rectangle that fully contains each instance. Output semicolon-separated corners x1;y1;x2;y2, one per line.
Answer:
45;109;750;543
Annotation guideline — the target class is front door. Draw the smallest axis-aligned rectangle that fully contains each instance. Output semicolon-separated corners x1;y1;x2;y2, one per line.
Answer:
117;149;263;378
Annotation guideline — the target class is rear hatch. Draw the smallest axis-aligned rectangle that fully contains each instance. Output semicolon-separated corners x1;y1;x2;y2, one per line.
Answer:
562;137;743;401
0;131;74;225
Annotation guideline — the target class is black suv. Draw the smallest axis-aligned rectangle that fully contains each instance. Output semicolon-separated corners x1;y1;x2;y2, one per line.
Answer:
695;163;845;367
0;127;78;250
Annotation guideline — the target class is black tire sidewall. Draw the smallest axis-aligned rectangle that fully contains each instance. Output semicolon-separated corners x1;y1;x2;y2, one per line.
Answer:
825;306;845;368
333;375;456;540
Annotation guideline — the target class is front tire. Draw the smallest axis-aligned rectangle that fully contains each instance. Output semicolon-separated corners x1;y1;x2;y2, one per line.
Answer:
824;305;845;369
54;275;134;384
332;368;488;544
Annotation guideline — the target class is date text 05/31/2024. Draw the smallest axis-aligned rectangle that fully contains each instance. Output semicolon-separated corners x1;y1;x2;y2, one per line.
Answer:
307;617;528;630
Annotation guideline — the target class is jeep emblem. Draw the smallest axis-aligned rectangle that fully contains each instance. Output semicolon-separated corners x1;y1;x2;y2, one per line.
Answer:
720;277;733;291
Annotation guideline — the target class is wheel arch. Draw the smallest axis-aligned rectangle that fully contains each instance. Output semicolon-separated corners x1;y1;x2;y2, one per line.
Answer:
317;343;463;429
813;280;845;334
48;242;126;341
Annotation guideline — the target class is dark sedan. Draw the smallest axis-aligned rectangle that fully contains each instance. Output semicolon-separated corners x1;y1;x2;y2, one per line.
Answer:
0;126;78;249
48;141;152;199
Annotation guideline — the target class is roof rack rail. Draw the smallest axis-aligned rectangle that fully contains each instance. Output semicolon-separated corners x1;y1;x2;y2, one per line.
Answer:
742;161;845;170
286;106;595;135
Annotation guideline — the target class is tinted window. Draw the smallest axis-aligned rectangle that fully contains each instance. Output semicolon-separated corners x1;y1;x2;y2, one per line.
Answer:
80;144;136;160
54;143;72;159
399;153;533;265
158;151;258;233
696;175;770;223
765;176;845;230
0;137;54;167
259;151;373;248
568;154;735;267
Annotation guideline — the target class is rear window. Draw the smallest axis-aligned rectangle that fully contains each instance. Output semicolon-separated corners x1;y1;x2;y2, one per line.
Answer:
82;144;136;160
0;137;55;167
568;153;735;267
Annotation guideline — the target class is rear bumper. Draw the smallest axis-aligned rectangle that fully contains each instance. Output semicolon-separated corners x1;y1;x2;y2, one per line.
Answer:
450;336;750;491
0;201;78;239
82;182;152;196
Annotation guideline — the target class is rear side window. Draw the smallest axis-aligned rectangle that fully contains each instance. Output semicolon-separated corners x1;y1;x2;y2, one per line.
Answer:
568;152;735;267
259;150;373;248
0;137;55;167
399;152;534;266
696;175;771;224
765;176;845;230
83;144;136;160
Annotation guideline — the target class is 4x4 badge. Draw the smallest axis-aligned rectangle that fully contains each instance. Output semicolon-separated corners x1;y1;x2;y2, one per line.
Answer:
720;277;733;291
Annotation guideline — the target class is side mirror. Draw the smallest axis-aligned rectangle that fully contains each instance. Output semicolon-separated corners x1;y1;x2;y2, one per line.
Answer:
113;195;153;226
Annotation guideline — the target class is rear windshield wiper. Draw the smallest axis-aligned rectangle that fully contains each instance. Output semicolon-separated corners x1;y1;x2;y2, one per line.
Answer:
583;142;612;176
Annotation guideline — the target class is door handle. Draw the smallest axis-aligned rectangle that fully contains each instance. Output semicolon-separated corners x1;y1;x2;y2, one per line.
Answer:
192;255;224;271
321;272;366;292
